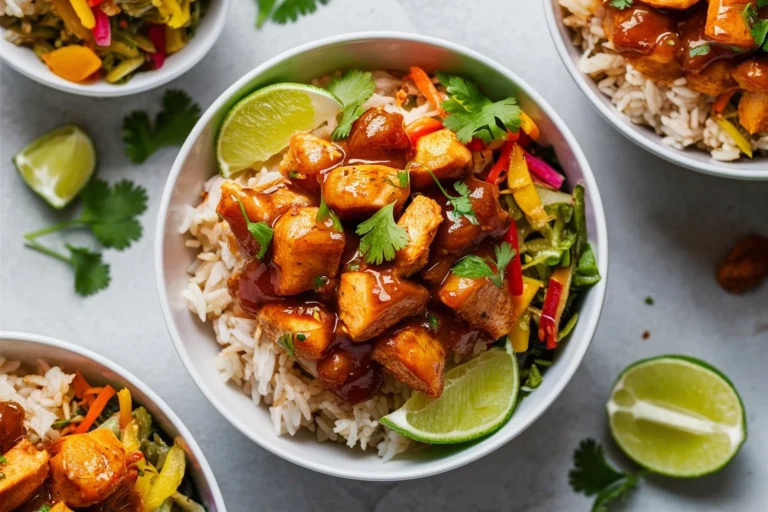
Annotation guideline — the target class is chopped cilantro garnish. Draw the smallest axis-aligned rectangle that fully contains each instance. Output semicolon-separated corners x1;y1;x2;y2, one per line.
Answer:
398;170;409;188
313;275;329;290
451;242;515;288
287;170;301;178
427;313;439;331
569;439;643;512
610;0;632;8
34;505;51;512
436;73;520;144
317;194;343;231
356;202;409;265
255;0;331;28
427;171;477;225
0;455;6;464
236;197;273;259
327;70;376;140
277;333;296;357
644;296;654;305
123;90;201;164
689;43;711;58
743;3;768;49
296;332;306;342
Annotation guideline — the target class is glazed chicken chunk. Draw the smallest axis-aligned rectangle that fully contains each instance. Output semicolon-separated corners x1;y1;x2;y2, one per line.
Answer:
272;207;345;295
705;0;758;49
0;439;50;512
685;60;737;96
738;91;768;135
732;56;768;93
49;429;127;508
437;272;517;339
279;132;344;193
217;181;316;257
372;324;446;397
257;302;336;360
394;195;444;276
408;129;473;189
322;165;410;220
346;106;411;159
337;270;429;341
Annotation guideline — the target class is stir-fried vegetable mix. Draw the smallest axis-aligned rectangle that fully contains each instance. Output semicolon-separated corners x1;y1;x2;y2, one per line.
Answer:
0;0;208;84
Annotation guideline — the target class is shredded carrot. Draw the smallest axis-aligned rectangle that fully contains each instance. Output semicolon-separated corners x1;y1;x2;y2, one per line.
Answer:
75;385;116;434
520;111;540;140
713;90;736;114
83;387;105;396
486;141;515;184
73;372;96;406
405;117;443;146
118;388;133;430
409;66;445;116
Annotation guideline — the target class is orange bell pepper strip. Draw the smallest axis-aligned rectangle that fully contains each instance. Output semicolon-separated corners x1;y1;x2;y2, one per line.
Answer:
75;384;116;434
405;117;443;146
73;371;96;406
409;66;446;116
520;111;540;141
117;388;133;430
507;144;549;229
42;46;101;82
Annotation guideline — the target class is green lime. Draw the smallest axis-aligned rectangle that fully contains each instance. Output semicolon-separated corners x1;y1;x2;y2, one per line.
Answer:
215;83;342;177
13;124;96;209
607;355;746;478
380;340;519;444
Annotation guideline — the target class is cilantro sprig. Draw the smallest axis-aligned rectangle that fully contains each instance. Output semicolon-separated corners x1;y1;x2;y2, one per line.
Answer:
123;90;201;164
569;439;644;512
743;3;768;50
327;70;376;140
236;197;273;259
451;242;515;288
255;0;330;28
356;202;409;265
427;171;477;225
610;0;632;8
23;179;147;297
436;73;520;144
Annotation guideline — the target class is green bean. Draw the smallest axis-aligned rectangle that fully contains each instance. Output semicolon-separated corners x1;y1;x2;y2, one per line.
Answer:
101;39;140;58
105;56;145;83
115;30;156;53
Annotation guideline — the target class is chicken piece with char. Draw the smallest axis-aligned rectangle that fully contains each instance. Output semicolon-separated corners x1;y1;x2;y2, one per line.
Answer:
686;60;737;95
279;132;344;193
337;269;429;341
322;165;410;221
732;56;768;93
217;180;316;258
345;106;411;166
372;323;446;397
0;439;50;512
738;91;768;135
257;302;337;360
394;195;444;276
49;429;127;508
317;341;384;404
408;129;473;189
271;206;345;295
678;6;741;77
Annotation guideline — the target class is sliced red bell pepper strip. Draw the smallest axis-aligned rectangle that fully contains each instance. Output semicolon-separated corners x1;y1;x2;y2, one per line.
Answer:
75;384;116;433
405;117;443;146
466;138;485;152
486;141;515;185
503;222;524;296
410;66;446;116
713;90;736;114
538;266;573;349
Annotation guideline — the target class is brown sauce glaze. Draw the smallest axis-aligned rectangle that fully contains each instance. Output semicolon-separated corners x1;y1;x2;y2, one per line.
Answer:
317;336;383;405
0;400;26;453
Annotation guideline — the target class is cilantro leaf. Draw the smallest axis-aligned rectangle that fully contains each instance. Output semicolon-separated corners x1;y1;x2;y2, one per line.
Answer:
236;197;273;259
79;180;149;250
277;333;296;357
356;202;409;265
256;0;330;27
398;170;409;188
67;245;111;297
427;171;477;224
317;194;343;231
593;474;641;512
743;3;768;49
123;89;201;164
0;455;7;464
451;242;515;288
610;0;632;8
436;73;520;144
689;43;711;58
327;70;375;140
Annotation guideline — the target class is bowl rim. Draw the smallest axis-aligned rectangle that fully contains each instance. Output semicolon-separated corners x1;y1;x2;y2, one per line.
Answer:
154;30;609;481
542;0;768;181
0;330;227;510
0;0;232;98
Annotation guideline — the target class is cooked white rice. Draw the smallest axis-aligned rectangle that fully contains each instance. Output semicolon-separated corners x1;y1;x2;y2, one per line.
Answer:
559;0;768;161
0;0;48;18
180;71;470;460
0;358;75;444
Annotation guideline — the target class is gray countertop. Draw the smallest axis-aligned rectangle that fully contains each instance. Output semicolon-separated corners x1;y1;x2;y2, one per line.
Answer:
1;1;767;510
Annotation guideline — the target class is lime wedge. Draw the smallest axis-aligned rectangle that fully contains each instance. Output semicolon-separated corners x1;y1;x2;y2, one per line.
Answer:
380;340;519;444
215;83;342;177
607;355;746;478
13;124;96;209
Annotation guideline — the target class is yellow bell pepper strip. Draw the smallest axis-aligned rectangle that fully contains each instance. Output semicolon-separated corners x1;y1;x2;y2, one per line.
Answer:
144;441;187;510
75;384;115;433
507;144;549;230
51;0;93;43
121;419;141;453
165;25;186;54
150;0;172;22
713;114;753;158
538;266;573;349
117;388;132;430
511;276;543;320
520;111;540;141
133;459;158;504
509;310;532;353
68;0;95;28
42;46;101;82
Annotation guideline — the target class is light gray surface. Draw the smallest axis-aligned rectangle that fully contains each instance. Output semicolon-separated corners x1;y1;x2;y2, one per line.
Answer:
0;1;766;510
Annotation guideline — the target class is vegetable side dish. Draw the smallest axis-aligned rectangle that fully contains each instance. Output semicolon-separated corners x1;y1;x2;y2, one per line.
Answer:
182;68;601;457
560;0;768;161
0;0;207;83
0;359;204;511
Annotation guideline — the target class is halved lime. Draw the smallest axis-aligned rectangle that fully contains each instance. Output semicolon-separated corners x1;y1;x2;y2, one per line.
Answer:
381;340;519;444
13;124;96;209
215;83;342;178
607;355;746;478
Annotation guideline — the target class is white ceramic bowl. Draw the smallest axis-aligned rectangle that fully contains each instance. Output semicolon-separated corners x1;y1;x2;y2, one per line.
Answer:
155;32;609;481
0;331;226;511
0;0;230;97
544;1;768;180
